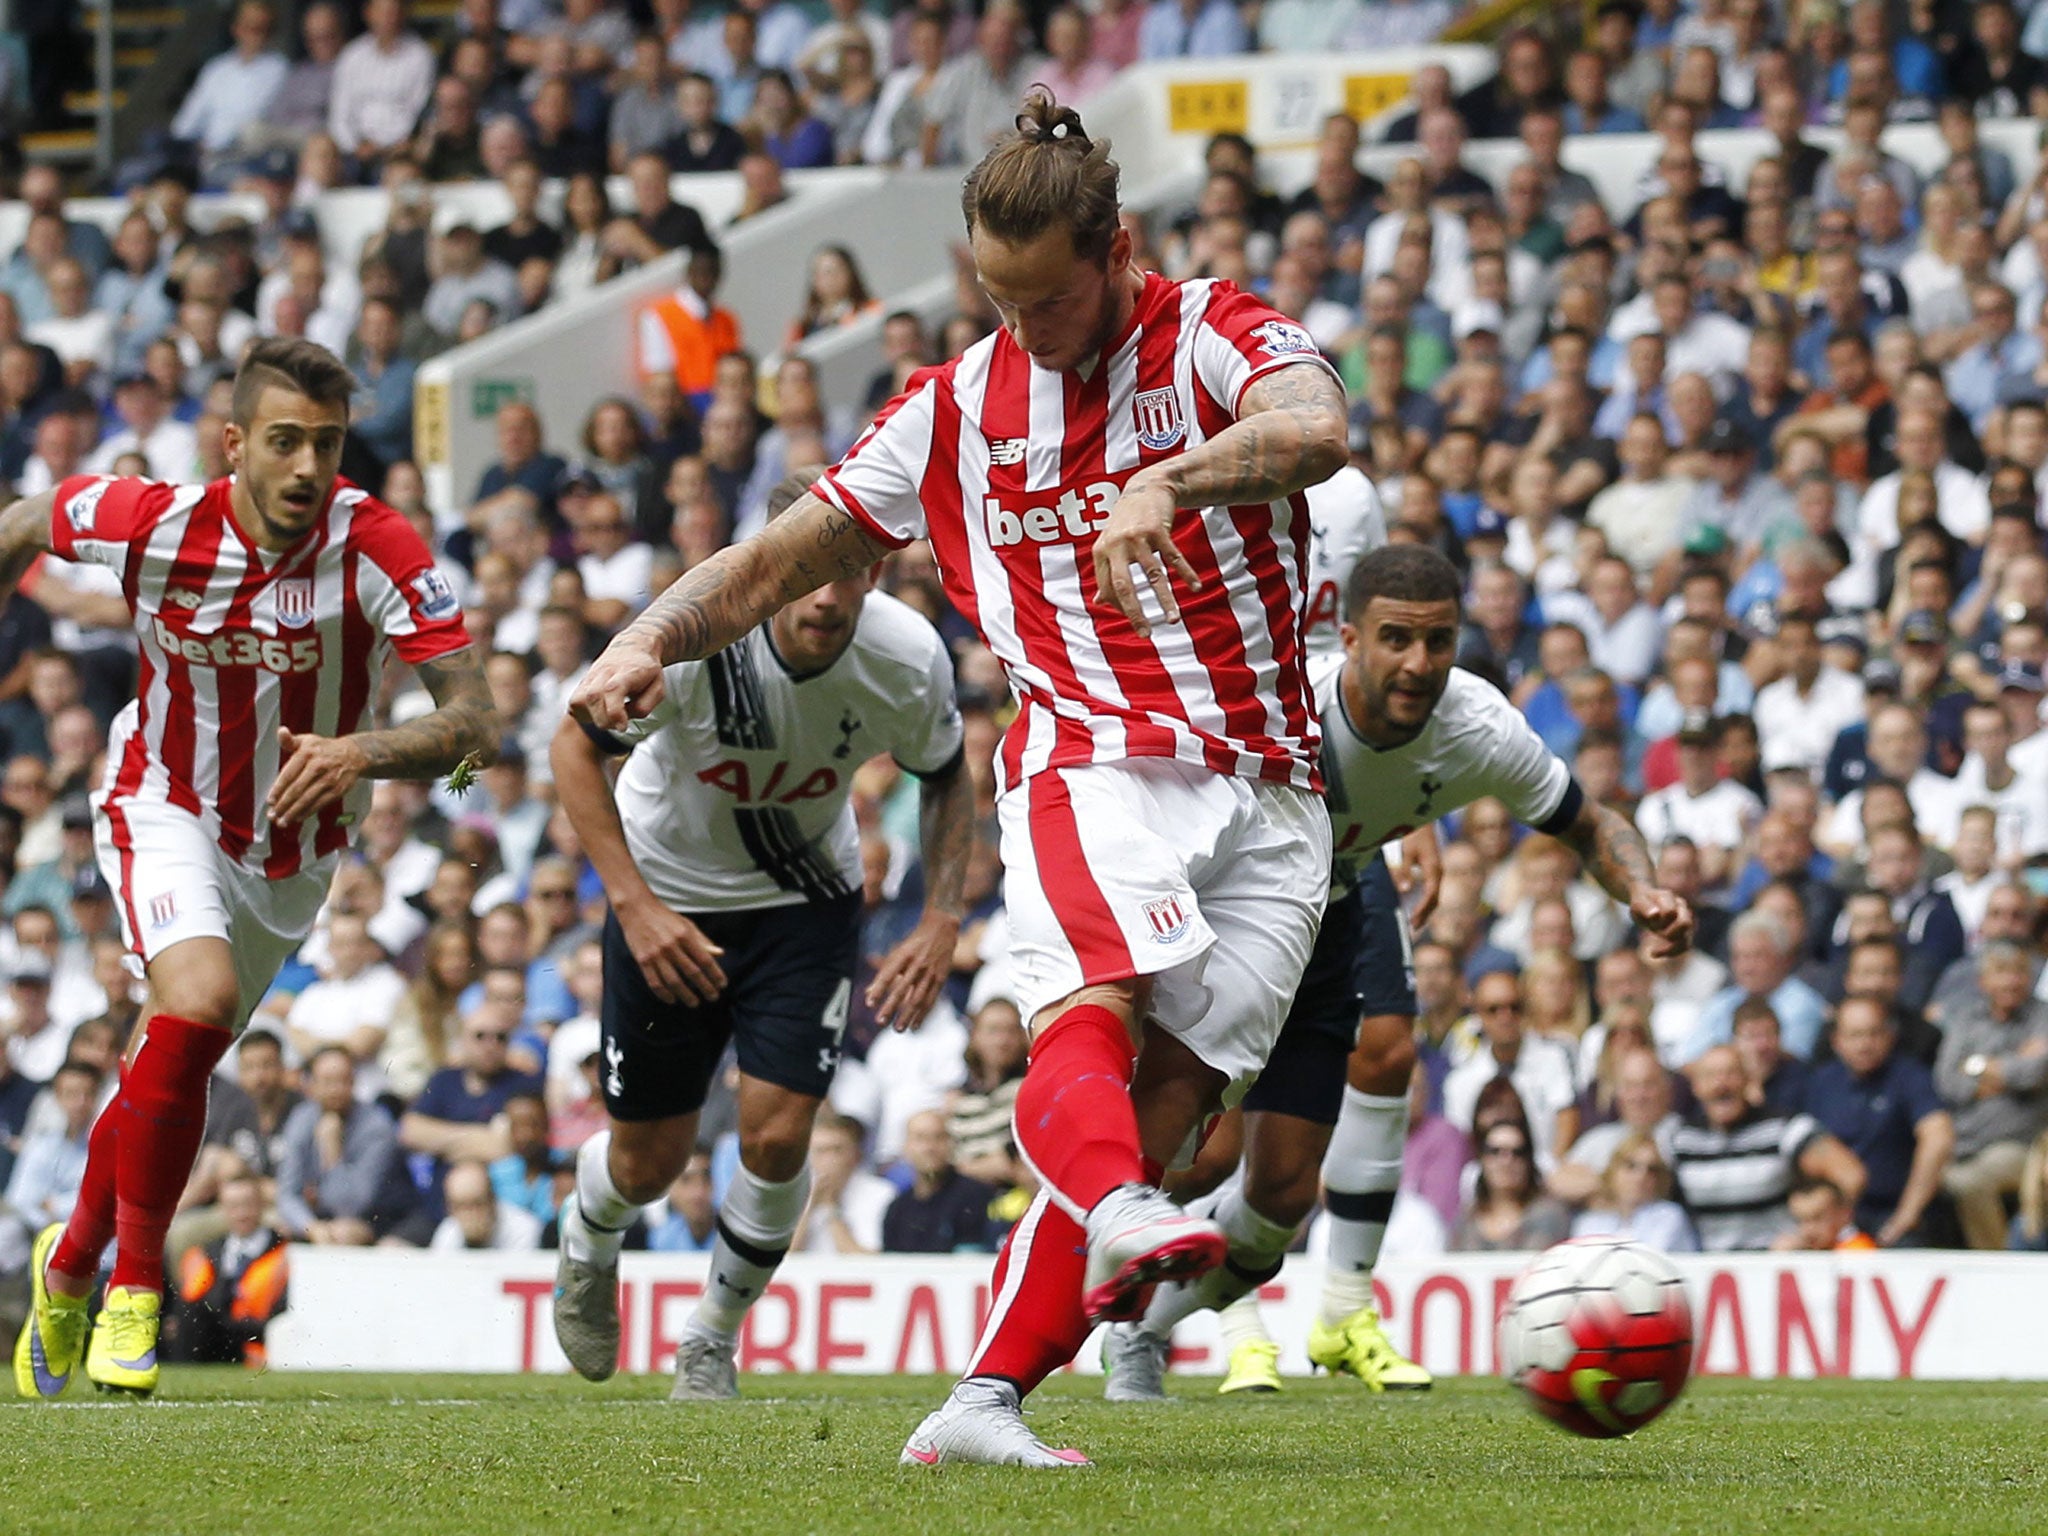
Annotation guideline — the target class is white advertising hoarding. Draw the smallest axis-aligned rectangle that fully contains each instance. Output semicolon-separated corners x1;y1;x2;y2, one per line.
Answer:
265;1249;2043;1381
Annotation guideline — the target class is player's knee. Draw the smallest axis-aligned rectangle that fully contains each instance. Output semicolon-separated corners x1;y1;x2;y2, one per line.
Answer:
1242;1157;1320;1230
608;1136;683;1204
153;973;242;1033
1348;1020;1416;1097
738;1111;814;1183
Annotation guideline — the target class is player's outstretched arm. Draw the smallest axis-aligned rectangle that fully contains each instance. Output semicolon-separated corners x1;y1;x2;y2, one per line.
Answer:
0;492;58;608
571;495;895;732
1093;361;1348;634
866;755;975;1031
1554;797;1696;959
267;645;498;824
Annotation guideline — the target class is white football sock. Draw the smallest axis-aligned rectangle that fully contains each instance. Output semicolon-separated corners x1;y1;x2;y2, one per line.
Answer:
1217;1292;1273;1353
688;1160;810;1343
1318;1087;1408;1327
564;1131;636;1266
1137;1186;1295;1340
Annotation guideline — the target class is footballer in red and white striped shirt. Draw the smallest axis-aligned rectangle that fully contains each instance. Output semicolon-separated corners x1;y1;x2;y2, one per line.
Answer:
572;94;1350;1464
7;339;495;1400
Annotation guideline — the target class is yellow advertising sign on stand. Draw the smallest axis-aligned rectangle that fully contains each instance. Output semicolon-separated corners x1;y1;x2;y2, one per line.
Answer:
1344;73;1413;122
414;379;449;469
1168;80;1248;135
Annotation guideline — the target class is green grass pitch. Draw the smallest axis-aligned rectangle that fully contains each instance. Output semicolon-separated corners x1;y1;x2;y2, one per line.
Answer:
4;1371;2045;1535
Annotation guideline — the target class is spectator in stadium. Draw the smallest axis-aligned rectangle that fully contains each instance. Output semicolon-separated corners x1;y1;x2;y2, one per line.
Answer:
882;1109;995;1254
488;1093;566;1230
1138;0;1248;60
1861;821;1968;1015
328;0;436;172
663;71;745;177
603;153;714;279
864;8;949;168
918;1;1045;167
253;1;347;152
423;223;520;342
433;1159;543;1252
1930;882;2042;1023
347;298;416;472
0;1059;97;1264
171;0;290;186
1;955;68;1084
791;1111;892;1254
789;245;879;345
284;912;406;1092
276;1048;412;1246
1037;7;1113;109
399;1005;545;1230
1450;1119;1571;1252
1553;1043;1679;1196
1673;1044;1866;1252
647;1147;718;1253
1442;969;1580;1168
1752;609;1868;776
474;402;567;527
87;373;197;483
1936;943;2048;1249
1680;909;1831;1064
1636;714;1763;887
1732;998;1809;1112
1806;993;1954;1245
748;69;833;170
1775;1175;1880;1252
167;1172;288;1364
1569;1131;1698;1251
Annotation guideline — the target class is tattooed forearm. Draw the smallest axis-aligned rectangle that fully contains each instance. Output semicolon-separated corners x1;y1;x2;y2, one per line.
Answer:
917;758;976;922
1144;362;1349;507
620;494;891;665
353;646;499;778
1561;802;1658;908
0;493;56;599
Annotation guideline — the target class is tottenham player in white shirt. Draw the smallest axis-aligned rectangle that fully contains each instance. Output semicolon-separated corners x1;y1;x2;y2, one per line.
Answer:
548;473;975;1399
1299;464;1388;659
1102;546;1693;1400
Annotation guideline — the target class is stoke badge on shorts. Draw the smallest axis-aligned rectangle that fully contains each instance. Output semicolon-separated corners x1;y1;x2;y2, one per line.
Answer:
1133;387;1186;452
1142;894;1191;944
149;891;178;930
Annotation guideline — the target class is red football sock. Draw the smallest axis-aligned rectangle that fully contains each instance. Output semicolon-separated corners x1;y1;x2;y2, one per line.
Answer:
965;1191;1091;1396
48;1069;123;1286
108;1015;231;1293
1012;1004;1142;1220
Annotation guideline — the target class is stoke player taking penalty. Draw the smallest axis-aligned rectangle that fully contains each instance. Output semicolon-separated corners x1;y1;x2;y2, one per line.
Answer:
9;340;496;1400
573;91;1350;1467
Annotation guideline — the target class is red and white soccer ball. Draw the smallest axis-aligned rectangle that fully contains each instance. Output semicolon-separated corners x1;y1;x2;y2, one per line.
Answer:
1496;1236;1694;1438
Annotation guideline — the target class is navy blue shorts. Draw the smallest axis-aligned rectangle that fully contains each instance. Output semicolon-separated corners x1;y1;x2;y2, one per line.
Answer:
598;895;861;1121
1242;856;1416;1126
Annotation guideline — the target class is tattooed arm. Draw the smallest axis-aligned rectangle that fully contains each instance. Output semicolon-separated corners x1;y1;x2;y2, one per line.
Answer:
1093;361;1349;634
1555;797;1696;959
0;493;57;604
267;645;499;823
571;494;894;732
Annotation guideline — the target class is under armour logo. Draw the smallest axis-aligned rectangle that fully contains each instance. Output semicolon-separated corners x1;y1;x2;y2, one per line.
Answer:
604;1038;624;1098
1414;776;1443;817
833;710;861;759
715;1276;755;1298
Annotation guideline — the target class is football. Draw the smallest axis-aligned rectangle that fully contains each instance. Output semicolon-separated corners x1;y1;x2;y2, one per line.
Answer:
1496;1236;1695;1438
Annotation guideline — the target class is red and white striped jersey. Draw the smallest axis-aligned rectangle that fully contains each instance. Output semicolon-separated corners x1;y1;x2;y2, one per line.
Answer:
49;473;473;877
815;273;1335;794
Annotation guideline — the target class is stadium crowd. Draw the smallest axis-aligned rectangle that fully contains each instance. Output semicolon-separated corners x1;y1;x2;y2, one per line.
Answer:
7;0;2048;1359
